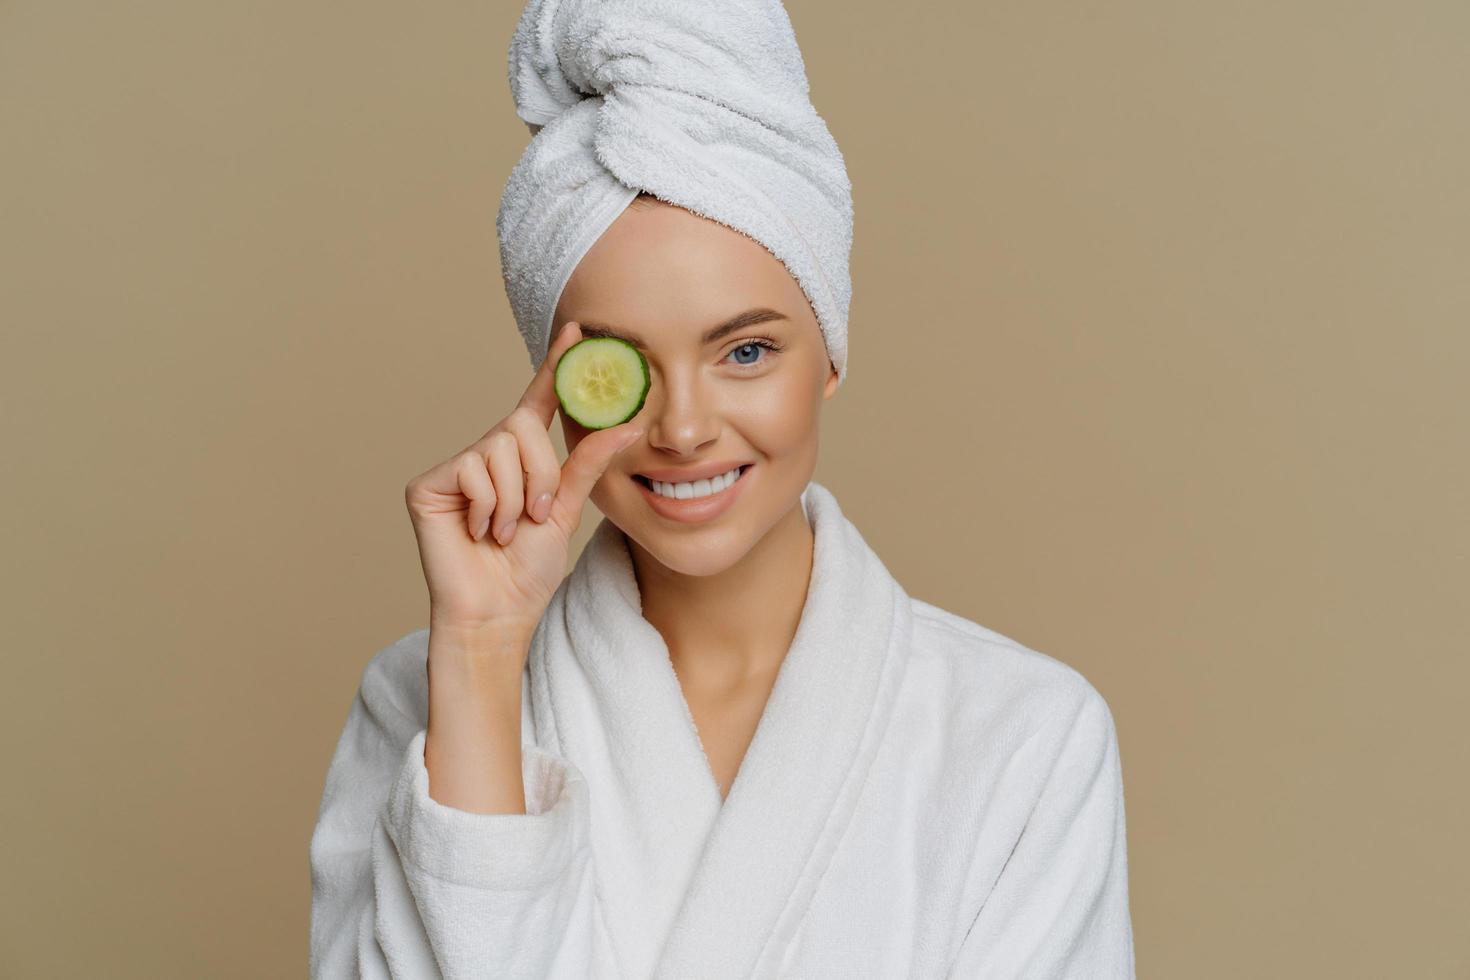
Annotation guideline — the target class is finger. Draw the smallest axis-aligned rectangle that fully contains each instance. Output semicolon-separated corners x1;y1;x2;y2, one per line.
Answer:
517;320;586;429
502;407;561;523
483;430;525;546
548;419;647;531
457;452;498;541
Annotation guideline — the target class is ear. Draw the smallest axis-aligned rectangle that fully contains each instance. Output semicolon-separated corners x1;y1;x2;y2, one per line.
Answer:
823;361;840;399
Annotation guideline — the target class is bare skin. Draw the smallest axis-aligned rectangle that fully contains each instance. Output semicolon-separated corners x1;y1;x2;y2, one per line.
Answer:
684;672;782;802
558;193;839;798
404;320;649;814
403;192;837;812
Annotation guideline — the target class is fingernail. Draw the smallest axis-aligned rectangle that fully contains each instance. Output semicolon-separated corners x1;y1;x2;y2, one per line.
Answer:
532;492;553;522
473;515;489;541
495;520;516;546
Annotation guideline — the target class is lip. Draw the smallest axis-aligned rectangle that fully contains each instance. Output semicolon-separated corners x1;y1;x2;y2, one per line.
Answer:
632;463;754;524
634;460;754;483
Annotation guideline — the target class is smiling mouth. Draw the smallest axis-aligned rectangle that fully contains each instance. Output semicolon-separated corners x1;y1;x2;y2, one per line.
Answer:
632;463;752;498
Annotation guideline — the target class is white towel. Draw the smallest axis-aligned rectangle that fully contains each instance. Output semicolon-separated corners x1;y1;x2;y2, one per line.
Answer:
496;0;855;386
309;481;1136;977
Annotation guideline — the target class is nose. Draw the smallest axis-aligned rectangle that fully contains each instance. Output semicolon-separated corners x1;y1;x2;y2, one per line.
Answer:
642;369;721;457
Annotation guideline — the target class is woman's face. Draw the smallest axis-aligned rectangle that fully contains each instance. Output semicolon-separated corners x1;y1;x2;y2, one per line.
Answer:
554;194;839;577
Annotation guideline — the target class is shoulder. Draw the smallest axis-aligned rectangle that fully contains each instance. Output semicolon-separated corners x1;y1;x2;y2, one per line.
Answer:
905;596;1118;747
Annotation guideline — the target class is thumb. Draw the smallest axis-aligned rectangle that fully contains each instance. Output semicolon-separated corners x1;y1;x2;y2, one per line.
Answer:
550;423;646;529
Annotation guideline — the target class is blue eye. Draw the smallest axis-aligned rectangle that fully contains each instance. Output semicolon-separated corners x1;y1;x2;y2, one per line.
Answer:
726;337;784;369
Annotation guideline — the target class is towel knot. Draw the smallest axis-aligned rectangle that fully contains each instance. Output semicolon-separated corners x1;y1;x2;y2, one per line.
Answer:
498;0;854;386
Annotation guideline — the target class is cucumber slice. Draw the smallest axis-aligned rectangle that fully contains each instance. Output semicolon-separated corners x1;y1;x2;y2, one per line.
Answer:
553;336;651;429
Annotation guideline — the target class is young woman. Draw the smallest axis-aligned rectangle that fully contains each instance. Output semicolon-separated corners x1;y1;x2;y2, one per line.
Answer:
310;2;1134;977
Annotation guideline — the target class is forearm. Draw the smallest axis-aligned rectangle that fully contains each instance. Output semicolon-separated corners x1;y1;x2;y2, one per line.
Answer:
424;624;535;815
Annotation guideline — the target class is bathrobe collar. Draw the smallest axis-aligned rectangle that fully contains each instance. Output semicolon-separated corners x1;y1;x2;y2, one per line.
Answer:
527;480;913;979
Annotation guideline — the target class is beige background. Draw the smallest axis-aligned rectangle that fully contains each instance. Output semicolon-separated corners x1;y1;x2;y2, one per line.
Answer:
3;1;1466;976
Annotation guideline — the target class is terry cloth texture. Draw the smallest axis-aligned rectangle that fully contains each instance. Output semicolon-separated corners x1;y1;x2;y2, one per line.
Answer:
309;481;1136;978
496;0;855;387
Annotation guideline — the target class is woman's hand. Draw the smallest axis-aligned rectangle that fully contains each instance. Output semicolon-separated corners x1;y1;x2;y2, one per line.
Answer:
404;321;646;639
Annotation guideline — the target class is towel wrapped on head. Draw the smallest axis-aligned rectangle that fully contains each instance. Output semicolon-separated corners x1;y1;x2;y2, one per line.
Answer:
496;0;854;387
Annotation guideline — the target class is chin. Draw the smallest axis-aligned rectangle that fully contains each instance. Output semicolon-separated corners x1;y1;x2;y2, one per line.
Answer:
641;529;756;577
591;485;752;578
606;509;754;577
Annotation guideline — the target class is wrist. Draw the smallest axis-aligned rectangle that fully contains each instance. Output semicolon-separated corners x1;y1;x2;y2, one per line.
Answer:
429;613;537;646
429;619;534;667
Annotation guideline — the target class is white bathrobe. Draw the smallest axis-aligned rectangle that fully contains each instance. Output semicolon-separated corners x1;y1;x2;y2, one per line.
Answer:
309;481;1135;978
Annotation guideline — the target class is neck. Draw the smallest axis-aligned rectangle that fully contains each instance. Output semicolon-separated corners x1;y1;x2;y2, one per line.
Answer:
628;498;815;696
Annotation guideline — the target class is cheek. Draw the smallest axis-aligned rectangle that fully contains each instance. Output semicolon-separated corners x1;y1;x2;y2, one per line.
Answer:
561;417;589;447
728;376;821;455
589;467;631;518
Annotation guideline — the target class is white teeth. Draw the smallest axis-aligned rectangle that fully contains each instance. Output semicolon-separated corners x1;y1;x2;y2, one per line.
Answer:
649;466;743;500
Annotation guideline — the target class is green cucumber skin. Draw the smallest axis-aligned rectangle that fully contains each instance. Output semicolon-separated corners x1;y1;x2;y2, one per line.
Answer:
553;336;651;429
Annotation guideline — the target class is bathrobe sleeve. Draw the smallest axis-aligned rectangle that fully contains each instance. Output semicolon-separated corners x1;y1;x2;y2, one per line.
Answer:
947;684;1136;979
309;645;603;979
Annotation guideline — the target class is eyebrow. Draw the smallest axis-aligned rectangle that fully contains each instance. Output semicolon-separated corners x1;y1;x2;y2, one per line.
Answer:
575;307;790;349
